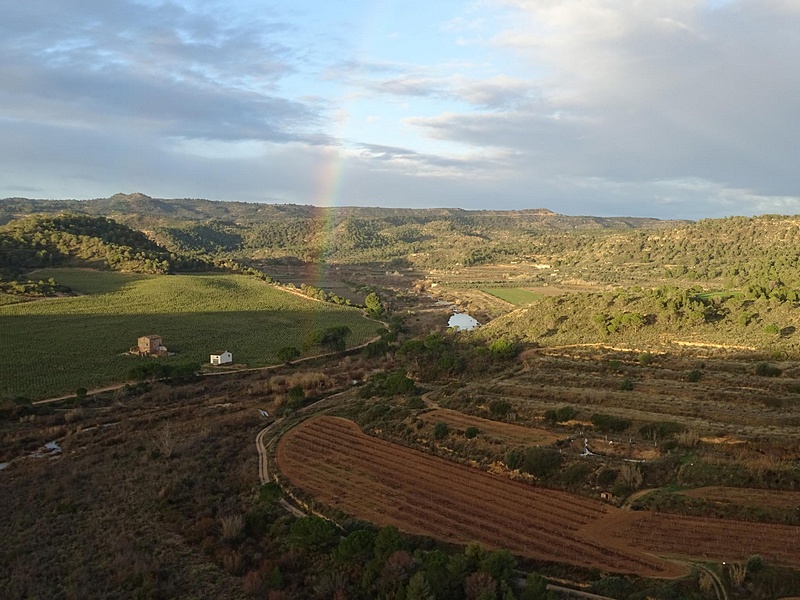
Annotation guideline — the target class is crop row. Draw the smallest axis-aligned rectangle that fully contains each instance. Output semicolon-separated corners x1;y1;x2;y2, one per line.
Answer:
288;433;600;531
0;271;375;399
277;417;678;576
619;513;800;567
290;418;606;521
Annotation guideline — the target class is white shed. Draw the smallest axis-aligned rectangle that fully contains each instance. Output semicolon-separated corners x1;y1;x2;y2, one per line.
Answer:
210;350;233;365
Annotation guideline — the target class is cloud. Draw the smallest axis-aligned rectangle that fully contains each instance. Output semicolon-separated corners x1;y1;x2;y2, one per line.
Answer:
407;0;800;204
2;0;799;218
0;0;319;144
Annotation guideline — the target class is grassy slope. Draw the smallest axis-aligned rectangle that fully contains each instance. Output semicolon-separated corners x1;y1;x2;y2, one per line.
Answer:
477;290;800;353
479;288;544;305
0;269;376;400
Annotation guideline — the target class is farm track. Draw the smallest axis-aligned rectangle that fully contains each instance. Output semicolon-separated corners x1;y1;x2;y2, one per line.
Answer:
276;416;685;577
278;416;800;577
32;335;382;406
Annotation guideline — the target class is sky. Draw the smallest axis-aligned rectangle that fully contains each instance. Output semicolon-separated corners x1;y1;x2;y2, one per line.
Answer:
1;0;799;219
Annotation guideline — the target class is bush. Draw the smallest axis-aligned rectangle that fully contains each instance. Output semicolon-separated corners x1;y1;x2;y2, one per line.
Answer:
561;462;592;486
591;577;633;598
405;396;425;409
619;377;634;391
277;346;300;364
755;363;782;377
287;385;305;409
638;352;654;366
591;413;632;433
289;516;337;549
434;422;449;440
489;400;512;418
488;338;517;358
746;554;764;573
522;447;563;478
597;468;618;487
465;426;479;439
686;369;702;382
555;405;577;422
219;514;244;542
505;449;524;470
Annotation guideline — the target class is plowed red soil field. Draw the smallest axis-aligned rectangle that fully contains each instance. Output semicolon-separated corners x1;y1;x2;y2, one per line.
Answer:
278;417;800;575
593;511;800;567
419;409;559;446
276;416;685;577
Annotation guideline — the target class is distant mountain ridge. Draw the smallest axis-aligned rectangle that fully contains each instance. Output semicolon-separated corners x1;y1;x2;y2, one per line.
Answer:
0;192;688;229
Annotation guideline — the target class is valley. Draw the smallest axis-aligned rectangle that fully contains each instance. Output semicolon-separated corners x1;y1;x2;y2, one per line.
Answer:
3;194;800;599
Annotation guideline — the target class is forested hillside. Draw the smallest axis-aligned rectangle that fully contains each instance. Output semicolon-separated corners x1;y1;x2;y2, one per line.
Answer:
4;193;800;299
0;214;214;296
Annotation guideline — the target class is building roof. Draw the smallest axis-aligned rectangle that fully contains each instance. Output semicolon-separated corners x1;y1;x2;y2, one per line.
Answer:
210;350;230;356
140;334;162;339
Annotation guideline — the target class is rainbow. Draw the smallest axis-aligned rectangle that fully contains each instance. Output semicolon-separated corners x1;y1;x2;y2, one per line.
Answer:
305;1;398;296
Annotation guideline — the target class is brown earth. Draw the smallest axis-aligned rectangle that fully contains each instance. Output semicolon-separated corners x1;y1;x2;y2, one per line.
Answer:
276;416;686;578
418;408;561;446
681;486;800;510
277;416;800;577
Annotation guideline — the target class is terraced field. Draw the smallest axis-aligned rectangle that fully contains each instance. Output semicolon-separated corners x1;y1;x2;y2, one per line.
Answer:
277;417;800;576
419;408;560;446
681;486;800;510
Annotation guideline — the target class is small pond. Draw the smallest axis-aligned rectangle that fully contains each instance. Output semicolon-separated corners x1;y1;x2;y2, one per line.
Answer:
448;312;480;331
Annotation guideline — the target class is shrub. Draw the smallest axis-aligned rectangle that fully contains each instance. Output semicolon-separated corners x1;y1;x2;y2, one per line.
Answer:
465;426;479;439
686;369;702;382
764;323;780;335
591;413;632;433
480;549;517;583
258;483;282;504
746;554;764;573
619;378;634;391
277;346;300;364
289;516;337;550
597;468;618;487
405;396;425;409
755;363;782;377
488;338;517;358
219;514;244;542
434;422;449;440
489;400;512;418
555;405;577;422
505;448;524;470
561;462;592;486
638;352;654;366
522;447;563;478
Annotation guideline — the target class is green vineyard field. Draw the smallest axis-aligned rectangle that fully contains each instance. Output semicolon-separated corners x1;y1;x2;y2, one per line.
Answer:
0;269;376;400
479;287;543;305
